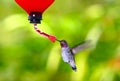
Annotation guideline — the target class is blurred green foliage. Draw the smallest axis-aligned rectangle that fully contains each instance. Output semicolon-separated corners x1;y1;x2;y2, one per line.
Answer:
0;0;120;81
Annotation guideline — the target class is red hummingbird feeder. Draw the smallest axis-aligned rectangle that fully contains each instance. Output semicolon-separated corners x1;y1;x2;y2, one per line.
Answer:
15;0;54;24
15;0;57;42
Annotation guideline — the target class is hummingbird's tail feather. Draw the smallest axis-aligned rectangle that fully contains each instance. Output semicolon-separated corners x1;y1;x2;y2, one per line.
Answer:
72;66;77;72
69;60;77;72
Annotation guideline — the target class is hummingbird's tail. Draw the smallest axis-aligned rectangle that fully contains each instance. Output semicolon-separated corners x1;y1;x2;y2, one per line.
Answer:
72;66;77;72
69;61;77;72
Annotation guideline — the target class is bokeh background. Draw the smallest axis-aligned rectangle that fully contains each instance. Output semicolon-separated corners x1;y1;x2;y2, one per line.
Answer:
0;0;120;81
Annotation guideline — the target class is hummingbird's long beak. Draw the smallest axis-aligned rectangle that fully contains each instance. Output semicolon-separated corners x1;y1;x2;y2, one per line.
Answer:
56;39;61;42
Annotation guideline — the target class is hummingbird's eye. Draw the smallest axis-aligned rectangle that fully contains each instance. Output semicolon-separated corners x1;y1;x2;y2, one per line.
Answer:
60;43;64;46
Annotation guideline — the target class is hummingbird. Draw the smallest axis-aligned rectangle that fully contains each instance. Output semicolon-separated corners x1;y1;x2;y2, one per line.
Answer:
57;40;91;72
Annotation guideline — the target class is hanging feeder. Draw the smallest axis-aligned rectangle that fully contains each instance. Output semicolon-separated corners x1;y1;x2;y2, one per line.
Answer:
15;0;54;24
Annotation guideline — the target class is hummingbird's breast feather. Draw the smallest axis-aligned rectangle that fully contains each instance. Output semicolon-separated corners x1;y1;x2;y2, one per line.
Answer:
61;47;72;63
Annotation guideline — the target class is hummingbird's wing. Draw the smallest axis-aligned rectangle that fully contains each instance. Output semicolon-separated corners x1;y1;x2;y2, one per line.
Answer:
71;40;91;54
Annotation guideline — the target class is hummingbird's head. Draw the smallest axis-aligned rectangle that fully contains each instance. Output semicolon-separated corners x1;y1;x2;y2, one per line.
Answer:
59;40;68;47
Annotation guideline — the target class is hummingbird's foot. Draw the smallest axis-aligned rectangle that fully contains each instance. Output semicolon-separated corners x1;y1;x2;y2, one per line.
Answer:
72;66;77;72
